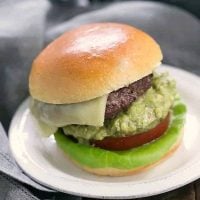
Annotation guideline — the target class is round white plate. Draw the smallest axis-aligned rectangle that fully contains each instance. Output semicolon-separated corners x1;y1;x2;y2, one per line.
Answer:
9;65;200;199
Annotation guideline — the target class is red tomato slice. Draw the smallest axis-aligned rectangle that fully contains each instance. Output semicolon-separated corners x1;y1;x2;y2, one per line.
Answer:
92;113;170;151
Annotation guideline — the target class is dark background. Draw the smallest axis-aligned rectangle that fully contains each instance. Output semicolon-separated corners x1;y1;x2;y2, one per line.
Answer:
1;0;200;130
0;0;199;199
51;0;200;19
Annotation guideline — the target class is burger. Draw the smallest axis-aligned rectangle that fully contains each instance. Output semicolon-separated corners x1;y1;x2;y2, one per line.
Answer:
29;23;186;176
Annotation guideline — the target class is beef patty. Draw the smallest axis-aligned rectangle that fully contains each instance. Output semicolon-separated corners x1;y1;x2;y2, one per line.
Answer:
105;74;153;119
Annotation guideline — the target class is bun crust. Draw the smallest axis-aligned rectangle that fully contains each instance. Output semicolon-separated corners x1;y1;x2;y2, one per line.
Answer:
29;23;162;104
71;131;183;176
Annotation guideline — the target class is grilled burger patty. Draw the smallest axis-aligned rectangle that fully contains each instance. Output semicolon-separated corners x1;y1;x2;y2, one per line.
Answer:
105;74;153;119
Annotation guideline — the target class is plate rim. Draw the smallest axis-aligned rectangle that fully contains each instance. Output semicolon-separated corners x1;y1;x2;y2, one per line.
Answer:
9;64;200;199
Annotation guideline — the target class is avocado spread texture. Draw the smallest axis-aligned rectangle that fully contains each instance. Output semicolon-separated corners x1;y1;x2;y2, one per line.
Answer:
63;73;177;140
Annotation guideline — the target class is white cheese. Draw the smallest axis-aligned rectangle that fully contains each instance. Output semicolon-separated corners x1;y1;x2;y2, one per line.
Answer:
30;95;107;128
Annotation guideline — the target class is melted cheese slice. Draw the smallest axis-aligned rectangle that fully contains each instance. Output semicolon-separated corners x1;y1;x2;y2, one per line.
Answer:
37;120;58;137
30;95;108;129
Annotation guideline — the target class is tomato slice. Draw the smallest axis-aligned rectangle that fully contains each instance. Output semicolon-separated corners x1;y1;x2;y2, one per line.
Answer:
92;113;170;151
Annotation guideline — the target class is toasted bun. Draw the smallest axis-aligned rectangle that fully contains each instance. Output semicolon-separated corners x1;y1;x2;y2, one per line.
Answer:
70;131;183;176
29;23;162;104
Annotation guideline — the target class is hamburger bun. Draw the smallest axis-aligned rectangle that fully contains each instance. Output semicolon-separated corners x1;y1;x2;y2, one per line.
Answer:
54;95;186;177
29;23;162;104
54;121;184;177
72;131;182;176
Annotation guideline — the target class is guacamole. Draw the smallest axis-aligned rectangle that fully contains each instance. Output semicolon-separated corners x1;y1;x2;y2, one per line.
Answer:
55;97;186;170
63;73;177;141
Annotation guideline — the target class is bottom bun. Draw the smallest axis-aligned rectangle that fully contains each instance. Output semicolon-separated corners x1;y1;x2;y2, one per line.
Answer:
72;132;182;176
54;98;186;177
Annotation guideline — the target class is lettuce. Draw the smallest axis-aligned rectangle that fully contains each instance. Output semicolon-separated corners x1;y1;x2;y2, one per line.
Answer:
54;97;186;169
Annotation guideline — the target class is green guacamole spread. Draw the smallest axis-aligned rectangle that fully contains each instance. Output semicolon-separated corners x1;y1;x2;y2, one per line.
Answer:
63;73;177;141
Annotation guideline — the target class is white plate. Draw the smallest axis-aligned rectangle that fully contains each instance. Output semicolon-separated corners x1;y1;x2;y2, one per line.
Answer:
9;65;200;199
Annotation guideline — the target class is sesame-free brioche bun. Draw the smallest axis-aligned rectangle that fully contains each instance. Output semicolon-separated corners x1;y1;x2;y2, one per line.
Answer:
71;134;182;176
29;23;162;104
54;124;184;177
53;97;187;177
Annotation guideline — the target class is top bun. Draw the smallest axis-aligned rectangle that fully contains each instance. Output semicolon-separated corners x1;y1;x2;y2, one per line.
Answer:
29;23;162;104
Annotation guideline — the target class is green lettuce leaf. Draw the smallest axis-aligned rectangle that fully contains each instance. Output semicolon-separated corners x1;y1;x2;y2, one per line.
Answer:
54;98;186;169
